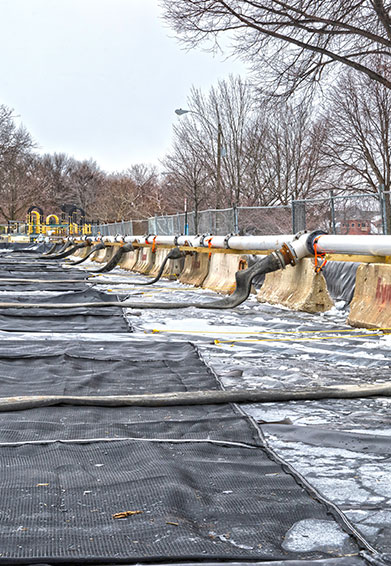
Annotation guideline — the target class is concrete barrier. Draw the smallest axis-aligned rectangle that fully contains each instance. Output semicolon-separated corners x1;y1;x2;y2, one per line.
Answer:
69;248;83;259
148;248;183;280
179;252;210;287
202;253;249;294
93;246;114;264
118;248;139;271
68;245;90;260
148;249;168;277
77;245;92;260
133;246;155;274
348;263;391;328
257;258;334;313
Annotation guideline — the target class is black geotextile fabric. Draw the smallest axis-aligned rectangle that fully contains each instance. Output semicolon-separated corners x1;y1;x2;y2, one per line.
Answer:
0;269;88;280
0;289;131;333
0;282;89;292
0;264;83;273
0;242;51;253
0;340;219;396
0;341;368;564
322;261;359;304
0;440;362;564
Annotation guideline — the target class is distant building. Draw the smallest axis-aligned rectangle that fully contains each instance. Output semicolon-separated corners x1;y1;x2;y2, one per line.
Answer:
340;219;371;235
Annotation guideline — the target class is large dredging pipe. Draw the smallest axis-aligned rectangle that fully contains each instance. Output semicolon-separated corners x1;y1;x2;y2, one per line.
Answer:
67;242;106;265
88;243;134;273
110;232;391;256
41;242;61;256
312;234;391;256
42;240;90;260
40;239;71;257
121;234;295;250
0;232;317;310
88;246;185;285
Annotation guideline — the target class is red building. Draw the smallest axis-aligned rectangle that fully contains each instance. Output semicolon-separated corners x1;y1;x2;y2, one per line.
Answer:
340;219;371;235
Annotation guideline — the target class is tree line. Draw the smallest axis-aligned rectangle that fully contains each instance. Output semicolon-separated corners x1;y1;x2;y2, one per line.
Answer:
0;109;165;223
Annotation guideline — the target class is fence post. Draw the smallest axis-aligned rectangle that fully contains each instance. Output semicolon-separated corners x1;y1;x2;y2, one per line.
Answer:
378;184;388;235
330;191;336;234
291;199;306;233
233;204;239;233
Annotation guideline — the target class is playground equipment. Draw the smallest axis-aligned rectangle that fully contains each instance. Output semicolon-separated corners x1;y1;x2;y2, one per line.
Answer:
26;205;92;239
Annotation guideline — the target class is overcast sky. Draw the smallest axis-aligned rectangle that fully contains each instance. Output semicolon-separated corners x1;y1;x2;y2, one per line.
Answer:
0;0;247;173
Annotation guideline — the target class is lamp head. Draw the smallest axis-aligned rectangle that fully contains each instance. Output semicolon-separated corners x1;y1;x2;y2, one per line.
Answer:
175;108;190;116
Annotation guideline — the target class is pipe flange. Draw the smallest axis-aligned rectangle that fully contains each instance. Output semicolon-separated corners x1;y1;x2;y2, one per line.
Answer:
173;234;182;246
273;242;298;268
199;234;211;247
306;230;328;255
293;230;307;240
224;233;233;249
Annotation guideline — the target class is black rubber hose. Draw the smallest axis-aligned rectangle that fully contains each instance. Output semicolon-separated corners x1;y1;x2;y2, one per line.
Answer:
106;247;185;286
1;382;390;411
41;242;59;256
41;241;89;260
45;240;70;256
0;253;282;310
88;243;134;273
67;242;106;266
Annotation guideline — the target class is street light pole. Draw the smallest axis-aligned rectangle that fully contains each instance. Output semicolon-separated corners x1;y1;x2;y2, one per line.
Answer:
216;120;222;209
175;108;223;209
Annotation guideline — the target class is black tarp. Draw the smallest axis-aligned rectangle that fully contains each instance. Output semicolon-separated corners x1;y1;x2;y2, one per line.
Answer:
0;289;130;333
0;243;380;565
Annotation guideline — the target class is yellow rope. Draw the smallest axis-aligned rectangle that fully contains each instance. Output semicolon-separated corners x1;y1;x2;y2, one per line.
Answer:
213;333;384;344
149;327;390;336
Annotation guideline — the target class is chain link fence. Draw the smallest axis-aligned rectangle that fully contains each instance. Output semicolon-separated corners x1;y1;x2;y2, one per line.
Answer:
93;192;390;237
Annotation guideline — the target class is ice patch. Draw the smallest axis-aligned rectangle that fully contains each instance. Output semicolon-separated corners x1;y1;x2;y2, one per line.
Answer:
282;519;350;552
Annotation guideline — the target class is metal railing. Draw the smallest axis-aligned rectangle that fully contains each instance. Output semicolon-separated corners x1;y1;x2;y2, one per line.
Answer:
93;191;390;237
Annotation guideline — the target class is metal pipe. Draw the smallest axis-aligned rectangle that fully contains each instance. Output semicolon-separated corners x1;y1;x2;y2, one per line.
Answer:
315;234;391;256
73;232;391;257
122;234;294;250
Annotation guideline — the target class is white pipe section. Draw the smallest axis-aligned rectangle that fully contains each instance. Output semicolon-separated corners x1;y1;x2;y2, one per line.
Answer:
316;235;391;257
123;234;294;250
210;235;294;250
89;233;391;257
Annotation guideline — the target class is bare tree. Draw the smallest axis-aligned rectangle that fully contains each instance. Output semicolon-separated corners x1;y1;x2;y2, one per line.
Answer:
38;153;76;209
0;106;36;221
93;165;164;223
246;100;329;205
68;159;104;215
161;1;391;95
322;61;391;228
171;75;257;208
161;125;210;231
